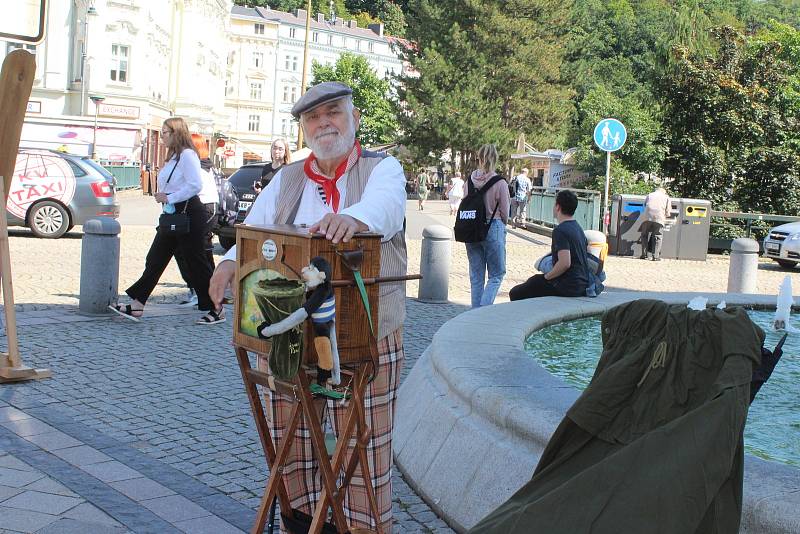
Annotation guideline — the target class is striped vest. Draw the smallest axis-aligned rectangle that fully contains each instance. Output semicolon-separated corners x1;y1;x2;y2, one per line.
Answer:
273;150;407;338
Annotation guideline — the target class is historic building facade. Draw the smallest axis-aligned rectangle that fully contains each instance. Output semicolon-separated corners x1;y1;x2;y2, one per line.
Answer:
7;0;232;169
5;1;404;171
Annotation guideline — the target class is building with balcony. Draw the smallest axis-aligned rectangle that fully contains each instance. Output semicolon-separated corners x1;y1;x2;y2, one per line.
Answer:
4;0;232;170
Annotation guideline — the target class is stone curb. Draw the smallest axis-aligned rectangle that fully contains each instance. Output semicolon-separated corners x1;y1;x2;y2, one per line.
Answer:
394;291;800;533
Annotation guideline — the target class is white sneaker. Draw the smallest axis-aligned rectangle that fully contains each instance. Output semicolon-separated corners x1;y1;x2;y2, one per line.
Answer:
178;290;198;308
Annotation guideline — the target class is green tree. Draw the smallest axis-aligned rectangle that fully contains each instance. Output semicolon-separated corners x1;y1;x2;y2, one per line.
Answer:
660;26;800;214
398;0;570;170
233;0;351;18
310;53;399;146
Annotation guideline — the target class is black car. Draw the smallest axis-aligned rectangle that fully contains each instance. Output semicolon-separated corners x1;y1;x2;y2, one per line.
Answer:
214;162;267;250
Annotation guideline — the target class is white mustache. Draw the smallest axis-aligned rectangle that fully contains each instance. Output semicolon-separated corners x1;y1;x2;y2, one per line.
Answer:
314;128;339;141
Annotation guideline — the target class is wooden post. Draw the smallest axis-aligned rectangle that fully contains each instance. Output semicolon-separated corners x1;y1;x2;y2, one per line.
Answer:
0;49;51;383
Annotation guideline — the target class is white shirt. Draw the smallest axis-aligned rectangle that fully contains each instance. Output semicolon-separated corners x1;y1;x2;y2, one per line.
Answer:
157;148;202;204
198;168;218;204
222;155;407;263
448;178;465;200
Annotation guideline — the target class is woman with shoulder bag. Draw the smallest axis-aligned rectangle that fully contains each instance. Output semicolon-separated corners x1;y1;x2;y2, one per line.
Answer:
464;144;510;307
110;117;225;325
253;137;292;192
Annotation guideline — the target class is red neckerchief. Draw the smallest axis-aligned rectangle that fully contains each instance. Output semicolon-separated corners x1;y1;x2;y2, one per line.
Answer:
304;141;362;213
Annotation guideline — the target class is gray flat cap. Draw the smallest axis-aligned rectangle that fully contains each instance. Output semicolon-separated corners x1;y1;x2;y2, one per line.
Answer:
291;82;353;119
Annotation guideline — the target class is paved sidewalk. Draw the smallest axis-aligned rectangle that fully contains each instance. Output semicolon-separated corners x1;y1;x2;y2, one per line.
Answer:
2;197;797;533
1;297;464;534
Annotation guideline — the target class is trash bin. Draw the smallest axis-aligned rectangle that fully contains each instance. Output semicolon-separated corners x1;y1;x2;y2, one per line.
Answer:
609;194;709;260
585;229;607;261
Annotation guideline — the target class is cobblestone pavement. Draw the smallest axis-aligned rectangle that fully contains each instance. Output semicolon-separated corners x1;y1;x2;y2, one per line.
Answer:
1;196;798;533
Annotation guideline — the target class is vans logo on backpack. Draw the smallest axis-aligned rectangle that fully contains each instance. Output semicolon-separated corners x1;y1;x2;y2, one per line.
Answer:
453;174;505;243
459;210;477;220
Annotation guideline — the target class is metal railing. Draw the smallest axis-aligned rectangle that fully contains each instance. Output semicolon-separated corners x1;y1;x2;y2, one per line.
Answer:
102;165;141;190
524;186;602;231
709;210;800;250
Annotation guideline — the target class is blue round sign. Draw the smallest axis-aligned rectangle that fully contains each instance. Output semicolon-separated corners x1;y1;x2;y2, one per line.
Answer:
593;118;627;152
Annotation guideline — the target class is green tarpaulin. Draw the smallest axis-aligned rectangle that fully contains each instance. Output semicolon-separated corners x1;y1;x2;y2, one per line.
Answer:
470;299;764;534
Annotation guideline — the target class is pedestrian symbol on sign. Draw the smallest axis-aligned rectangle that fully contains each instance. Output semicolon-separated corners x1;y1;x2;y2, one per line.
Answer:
593;118;627;152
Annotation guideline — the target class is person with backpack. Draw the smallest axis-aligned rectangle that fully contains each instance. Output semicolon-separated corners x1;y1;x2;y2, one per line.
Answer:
455;144;510;308
509;190;590;300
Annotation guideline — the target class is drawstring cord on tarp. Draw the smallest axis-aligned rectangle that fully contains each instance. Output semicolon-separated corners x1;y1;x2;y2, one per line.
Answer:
637;340;668;388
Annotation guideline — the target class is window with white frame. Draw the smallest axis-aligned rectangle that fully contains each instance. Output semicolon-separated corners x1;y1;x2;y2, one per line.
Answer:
328;34;333;45
283;85;289;103
255;23;264;34
313;32;319;43
250;82;262;100
368;41;374;52
289;27;296;38
291;86;298;103
110;44;130;82
225;77;233;96
281;119;288;135
252;51;264;68
248;114;261;132
356;40;361;51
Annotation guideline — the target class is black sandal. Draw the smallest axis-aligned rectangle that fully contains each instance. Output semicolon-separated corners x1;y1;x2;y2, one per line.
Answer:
108;304;143;322
196;308;225;325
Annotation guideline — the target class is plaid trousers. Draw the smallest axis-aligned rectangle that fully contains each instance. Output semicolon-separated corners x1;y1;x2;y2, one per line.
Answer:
259;328;405;533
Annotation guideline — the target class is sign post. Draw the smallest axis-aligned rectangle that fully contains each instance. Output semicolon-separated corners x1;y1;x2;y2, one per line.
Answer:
593;118;627;234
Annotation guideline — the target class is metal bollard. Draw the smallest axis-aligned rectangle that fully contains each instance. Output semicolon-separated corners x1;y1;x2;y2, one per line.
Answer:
727;237;759;294
418;225;451;303
79;217;121;315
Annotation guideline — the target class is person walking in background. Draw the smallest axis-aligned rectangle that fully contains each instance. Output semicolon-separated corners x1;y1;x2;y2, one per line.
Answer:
640;186;671;261
175;135;221;308
509;190;589;300
446;171;465;215
464;144;509;307
110;117;224;325
254;137;292;193
511;168;532;228
416;170;429;211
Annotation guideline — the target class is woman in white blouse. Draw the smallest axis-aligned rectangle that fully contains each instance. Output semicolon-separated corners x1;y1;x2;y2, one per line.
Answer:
110;117;224;324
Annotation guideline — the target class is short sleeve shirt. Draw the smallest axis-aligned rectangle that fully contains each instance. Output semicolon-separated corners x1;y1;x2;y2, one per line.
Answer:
550;220;589;296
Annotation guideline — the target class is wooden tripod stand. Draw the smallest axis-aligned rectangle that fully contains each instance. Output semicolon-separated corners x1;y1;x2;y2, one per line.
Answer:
236;346;384;534
0;50;51;383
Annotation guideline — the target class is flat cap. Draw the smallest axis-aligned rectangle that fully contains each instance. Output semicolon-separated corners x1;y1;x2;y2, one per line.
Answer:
291;81;353;119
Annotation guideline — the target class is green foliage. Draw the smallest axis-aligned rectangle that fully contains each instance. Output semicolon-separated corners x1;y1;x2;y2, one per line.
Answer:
310;53;399;146
233;0;351;18
660;26;800;215
398;0;571;169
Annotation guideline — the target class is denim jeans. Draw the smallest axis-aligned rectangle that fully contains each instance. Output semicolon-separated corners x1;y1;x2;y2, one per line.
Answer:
465;218;507;307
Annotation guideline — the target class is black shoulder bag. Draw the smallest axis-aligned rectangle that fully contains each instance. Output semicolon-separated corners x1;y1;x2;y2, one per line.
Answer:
158;154;191;235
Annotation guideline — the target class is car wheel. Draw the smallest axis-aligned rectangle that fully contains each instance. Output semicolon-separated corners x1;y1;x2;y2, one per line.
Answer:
776;259;798;269
219;235;236;251
28;201;70;238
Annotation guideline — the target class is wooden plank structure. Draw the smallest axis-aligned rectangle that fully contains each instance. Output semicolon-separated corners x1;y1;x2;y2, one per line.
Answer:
0;50;51;383
234;224;409;534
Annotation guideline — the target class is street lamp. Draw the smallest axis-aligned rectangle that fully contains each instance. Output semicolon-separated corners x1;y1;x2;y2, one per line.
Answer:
80;5;99;116
90;95;105;160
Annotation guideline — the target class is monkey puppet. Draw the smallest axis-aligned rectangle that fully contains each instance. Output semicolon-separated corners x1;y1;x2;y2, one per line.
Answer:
257;257;342;397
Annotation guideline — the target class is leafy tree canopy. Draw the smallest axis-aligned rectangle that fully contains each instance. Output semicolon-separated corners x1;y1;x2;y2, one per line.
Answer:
309;53;399;146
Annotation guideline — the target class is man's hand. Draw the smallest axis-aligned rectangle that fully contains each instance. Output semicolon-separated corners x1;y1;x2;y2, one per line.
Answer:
309;214;368;244
209;261;236;309
154;192;168;203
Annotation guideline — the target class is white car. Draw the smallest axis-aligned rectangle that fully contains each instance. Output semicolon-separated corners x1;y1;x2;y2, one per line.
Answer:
763;221;800;269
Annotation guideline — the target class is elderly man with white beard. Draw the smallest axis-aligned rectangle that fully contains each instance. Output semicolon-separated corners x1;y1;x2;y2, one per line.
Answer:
208;82;407;533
